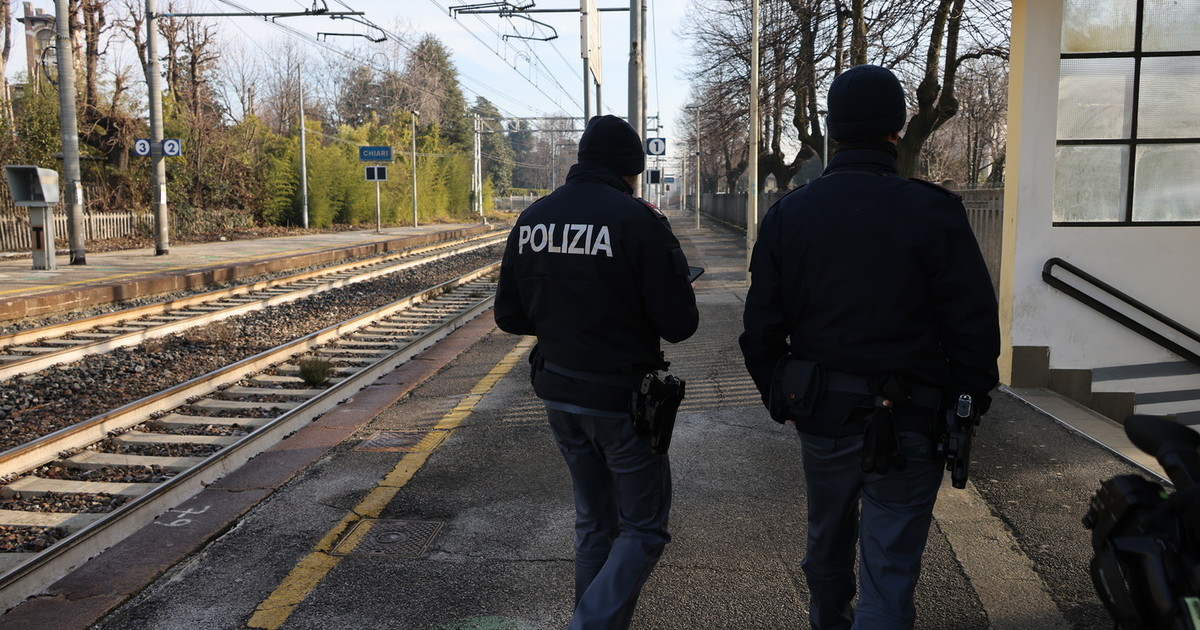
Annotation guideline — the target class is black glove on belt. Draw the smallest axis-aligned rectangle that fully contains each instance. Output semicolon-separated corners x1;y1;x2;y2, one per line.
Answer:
860;405;906;474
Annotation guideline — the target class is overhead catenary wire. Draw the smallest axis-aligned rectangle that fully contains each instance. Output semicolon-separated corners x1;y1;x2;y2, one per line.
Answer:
422;0;583;112
323;0;582;114
195;0;594;153
432;0;584;105
208;0;559;120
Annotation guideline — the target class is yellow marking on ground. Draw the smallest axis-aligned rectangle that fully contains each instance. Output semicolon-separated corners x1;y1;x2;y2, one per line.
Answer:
246;336;535;629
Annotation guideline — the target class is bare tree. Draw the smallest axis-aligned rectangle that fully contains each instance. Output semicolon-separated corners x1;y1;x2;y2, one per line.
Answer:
682;0;804;192
67;0;137;169
920;54;1007;187
685;0;1011;184
257;41;307;135
216;40;262;123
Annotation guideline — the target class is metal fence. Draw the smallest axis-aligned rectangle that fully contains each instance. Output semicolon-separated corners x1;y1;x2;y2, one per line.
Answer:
688;187;1005;295
961;188;1004;295
493;194;542;212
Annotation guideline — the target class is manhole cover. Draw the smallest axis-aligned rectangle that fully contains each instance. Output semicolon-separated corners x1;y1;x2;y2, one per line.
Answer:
331;519;443;557
356;430;426;452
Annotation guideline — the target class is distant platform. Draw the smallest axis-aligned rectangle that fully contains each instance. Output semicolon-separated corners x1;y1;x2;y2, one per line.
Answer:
0;223;495;323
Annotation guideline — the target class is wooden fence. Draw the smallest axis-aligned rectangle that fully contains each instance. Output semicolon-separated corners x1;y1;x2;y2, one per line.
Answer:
0;211;151;252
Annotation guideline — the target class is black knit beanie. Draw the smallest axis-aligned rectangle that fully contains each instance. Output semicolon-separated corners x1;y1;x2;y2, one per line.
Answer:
577;115;645;176
826;65;907;141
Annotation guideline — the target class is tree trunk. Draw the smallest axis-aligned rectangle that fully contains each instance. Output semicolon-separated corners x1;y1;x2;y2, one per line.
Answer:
850;0;867;66
0;1;13;141
897;0;964;177
81;0;105;112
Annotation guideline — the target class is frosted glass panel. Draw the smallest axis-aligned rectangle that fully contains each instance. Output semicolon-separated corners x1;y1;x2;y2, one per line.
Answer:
1143;0;1200;51
1133;145;1200;221
1061;0;1136;53
1057;59;1134;140
1054;145;1128;222
1138;57;1200;138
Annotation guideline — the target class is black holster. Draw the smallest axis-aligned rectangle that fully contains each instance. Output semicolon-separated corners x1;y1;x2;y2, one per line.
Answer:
630;372;686;454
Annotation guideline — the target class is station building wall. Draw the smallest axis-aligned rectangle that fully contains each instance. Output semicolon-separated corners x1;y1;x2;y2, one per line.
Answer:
1001;0;1200;385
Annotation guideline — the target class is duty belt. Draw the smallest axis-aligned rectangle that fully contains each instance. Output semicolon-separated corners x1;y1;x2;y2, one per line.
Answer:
541;360;643;390
825;371;942;411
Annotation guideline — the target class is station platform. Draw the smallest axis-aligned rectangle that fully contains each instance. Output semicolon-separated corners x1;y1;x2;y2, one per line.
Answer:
0;212;1148;629
0;222;494;324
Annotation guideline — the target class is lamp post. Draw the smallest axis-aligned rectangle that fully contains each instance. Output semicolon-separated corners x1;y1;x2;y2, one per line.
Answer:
819;109;829;170
684;104;701;228
411;110;419;228
747;0;760;283
680;154;688;213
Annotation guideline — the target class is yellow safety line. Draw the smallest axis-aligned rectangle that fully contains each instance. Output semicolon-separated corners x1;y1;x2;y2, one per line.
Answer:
246;336;535;629
0;243;368;297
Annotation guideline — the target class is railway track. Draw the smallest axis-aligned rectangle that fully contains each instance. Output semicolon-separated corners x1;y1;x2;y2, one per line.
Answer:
0;262;500;613
0;230;506;382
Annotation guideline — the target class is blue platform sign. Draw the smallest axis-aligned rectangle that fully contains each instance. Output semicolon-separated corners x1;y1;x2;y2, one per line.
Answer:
359;145;393;162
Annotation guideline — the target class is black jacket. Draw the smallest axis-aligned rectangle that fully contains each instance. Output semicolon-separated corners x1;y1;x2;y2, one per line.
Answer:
739;146;1000;434
495;162;699;406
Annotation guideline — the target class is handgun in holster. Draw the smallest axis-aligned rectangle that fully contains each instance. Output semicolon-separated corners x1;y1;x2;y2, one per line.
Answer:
938;394;980;489
631;373;686;455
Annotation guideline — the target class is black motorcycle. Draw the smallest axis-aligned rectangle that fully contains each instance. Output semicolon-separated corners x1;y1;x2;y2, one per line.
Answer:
1085;414;1200;630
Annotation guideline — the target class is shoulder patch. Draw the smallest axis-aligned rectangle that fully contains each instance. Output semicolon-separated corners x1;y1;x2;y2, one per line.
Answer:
907;177;963;200
636;197;666;219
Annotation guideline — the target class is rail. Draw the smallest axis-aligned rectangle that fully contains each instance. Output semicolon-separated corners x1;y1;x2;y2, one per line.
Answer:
0;264;499;613
1042;257;1200;368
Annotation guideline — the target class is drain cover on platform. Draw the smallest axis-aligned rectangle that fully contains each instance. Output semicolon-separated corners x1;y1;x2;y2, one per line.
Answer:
331;519;444;557
356;430;428;452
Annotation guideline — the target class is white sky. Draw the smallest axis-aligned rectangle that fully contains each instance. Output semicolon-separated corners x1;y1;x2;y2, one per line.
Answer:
9;0;698;161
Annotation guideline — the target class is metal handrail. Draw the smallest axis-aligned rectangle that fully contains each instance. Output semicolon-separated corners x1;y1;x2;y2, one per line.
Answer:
1042;257;1200;367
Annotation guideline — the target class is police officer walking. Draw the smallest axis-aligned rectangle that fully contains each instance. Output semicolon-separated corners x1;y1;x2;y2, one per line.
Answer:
739;65;1001;630
495;114;699;630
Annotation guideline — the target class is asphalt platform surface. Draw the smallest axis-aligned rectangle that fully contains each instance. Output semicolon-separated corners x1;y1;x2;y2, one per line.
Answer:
0;212;1152;629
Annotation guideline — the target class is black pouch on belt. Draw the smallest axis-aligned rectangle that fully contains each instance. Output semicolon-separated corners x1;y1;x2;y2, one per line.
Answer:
768;357;827;424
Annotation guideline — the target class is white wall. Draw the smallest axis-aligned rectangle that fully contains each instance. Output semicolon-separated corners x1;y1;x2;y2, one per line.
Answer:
1005;0;1200;373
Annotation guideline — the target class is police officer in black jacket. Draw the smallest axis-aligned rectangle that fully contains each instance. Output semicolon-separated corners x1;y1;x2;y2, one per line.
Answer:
495;114;698;630
740;65;1000;630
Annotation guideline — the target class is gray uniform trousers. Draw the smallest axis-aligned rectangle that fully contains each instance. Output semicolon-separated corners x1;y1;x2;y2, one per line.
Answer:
799;430;943;630
546;406;672;630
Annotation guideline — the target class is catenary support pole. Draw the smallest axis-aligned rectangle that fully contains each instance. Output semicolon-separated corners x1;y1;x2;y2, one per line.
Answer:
583;59;591;121
411;111;419;228
299;63;309;229
54;0;85;265
146;0;169;255
627;0;643;196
